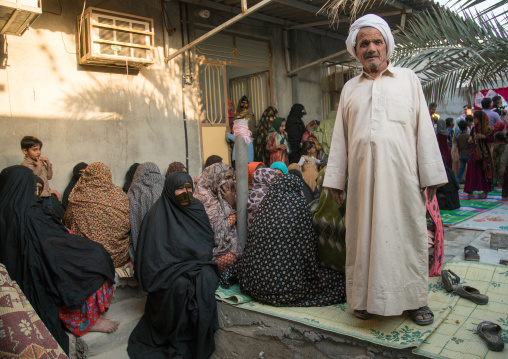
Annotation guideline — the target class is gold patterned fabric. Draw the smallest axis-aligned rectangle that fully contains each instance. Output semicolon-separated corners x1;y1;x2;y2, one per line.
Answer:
0;264;67;358
64;162;130;267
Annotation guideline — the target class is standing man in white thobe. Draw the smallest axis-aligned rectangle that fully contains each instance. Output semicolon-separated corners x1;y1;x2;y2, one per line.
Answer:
323;14;447;325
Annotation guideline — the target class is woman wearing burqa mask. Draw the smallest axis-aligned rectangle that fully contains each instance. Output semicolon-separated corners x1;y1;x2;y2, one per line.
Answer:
128;171;220;359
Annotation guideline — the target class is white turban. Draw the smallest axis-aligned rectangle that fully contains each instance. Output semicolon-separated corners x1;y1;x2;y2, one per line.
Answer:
346;14;395;62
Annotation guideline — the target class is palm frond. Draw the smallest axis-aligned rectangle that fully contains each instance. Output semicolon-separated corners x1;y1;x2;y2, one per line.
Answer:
450;0;508;17
319;0;382;23
393;8;508;103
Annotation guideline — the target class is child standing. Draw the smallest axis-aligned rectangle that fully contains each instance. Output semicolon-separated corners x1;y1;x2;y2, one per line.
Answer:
20;136;58;209
298;141;321;192
455;120;471;184
266;117;291;166
492;131;507;187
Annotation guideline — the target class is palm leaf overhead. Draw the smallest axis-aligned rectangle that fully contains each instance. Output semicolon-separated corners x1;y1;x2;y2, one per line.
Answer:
320;0;382;23
392;8;508;103
450;0;508;17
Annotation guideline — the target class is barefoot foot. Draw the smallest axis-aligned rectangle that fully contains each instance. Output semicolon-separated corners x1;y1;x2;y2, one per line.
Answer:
100;314;110;320
89;318;119;333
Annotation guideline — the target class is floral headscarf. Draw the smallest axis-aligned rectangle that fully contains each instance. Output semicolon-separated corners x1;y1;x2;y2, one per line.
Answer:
194;162;241;259
247;168;277;230
64;162;130;267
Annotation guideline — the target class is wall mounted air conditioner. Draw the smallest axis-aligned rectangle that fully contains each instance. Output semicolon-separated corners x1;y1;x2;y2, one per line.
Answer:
0;0;41;36
78;7;154;69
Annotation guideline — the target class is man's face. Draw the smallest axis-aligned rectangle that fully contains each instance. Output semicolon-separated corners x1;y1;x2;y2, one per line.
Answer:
240;100;248;110
356;27;387;71
429;106;437;115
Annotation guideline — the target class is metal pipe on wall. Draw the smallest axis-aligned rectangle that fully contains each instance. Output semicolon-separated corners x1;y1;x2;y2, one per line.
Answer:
234;120;249;249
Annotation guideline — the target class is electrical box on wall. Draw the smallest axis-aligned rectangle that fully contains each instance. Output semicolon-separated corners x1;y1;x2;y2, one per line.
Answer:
0;0;42;36
78;7;155;69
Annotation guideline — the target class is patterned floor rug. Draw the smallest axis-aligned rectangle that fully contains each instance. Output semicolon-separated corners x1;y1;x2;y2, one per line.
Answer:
216;261;507;358
440;190;504;227
449;204;508;231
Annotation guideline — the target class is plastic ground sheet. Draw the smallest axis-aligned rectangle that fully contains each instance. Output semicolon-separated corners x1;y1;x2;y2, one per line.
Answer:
440;190;504;227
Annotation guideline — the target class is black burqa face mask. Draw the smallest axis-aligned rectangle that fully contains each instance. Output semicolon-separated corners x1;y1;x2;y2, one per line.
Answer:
176;183;193;203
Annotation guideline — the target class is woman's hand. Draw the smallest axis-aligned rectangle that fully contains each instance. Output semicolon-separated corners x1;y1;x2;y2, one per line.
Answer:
278;144;287;151
122;261;134;276
476;133;486;139
220;182;237;209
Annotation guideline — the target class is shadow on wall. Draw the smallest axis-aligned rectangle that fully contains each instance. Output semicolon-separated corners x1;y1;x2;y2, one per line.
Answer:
60;67;178;122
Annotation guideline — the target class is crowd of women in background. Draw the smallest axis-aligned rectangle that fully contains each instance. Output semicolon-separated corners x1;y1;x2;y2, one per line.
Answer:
435;97;508;206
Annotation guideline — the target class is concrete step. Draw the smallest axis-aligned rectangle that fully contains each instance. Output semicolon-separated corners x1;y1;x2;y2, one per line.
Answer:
88;343;129;359
72;292;147;358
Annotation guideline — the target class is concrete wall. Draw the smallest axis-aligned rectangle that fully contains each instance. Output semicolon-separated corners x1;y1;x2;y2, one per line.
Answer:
0;0;346;192
0;0;198;191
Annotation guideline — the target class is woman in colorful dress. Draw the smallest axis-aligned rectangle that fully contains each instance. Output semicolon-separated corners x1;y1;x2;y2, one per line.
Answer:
193;162;241;272
464;111;494;199
0;166;116;355
266;117;291;166
254;106;278;164
64;162;131;268
436;118;453;168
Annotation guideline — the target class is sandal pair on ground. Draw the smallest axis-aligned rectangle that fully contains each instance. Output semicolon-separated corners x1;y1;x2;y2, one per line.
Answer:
353;306;434;326
441;269;489;305
467;193;488;200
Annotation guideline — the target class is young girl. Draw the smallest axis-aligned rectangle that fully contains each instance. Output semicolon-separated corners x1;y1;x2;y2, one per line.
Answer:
492;131;507;187
266;117;291;165
464;111;494;199
298;141;321;192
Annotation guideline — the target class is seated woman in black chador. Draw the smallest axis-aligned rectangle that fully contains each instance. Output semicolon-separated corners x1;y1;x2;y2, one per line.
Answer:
128;171;220;359
222;174;346;307
0;166;116;355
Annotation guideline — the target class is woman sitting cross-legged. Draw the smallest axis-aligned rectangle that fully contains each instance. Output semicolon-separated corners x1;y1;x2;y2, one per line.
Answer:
0;166;117;355
222;174;347;307
128;171;220;359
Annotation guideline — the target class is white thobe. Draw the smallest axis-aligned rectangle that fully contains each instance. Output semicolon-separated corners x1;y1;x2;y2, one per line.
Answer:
323;64;447;316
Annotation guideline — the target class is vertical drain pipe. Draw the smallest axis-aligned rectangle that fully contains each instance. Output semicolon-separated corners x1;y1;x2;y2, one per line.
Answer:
234;119;249;250
179;2;189;170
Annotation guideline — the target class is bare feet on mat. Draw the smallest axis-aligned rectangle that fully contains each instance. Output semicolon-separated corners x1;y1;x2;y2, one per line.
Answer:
100;313;110;320
90;317;119;333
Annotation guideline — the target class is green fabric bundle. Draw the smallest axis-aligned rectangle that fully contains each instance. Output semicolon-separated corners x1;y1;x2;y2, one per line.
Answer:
310;166;346;273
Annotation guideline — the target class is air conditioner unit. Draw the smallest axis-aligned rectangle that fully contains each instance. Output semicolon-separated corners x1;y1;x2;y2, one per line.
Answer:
0;0;42;36
78;7;155;69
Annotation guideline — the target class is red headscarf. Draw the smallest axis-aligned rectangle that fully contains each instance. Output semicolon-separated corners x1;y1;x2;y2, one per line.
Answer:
248;162;264;185
494;121;505;133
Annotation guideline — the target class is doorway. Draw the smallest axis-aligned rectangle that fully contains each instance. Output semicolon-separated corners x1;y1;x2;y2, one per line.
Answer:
194;27;273;167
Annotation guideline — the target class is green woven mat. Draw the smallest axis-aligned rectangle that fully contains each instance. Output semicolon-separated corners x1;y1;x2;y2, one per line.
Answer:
414;261;508;358
216;261;507;356
216;277;456;349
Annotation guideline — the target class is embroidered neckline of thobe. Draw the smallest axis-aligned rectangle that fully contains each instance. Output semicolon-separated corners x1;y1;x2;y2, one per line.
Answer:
360;62;398;81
